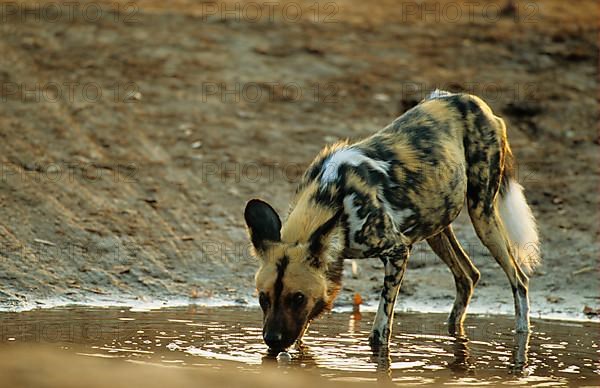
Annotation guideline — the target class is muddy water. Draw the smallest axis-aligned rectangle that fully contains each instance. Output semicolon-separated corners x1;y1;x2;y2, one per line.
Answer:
1;306;598;386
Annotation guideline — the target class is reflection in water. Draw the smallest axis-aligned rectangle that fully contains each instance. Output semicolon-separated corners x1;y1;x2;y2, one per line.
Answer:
448;334;475;376
0;306;597;386
369;346;392;382
362;322;529;381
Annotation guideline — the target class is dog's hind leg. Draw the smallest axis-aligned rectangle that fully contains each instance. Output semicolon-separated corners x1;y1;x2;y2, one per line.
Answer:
469;205;530;332
462;99;533;332
427;226;480;334
464;131;531;332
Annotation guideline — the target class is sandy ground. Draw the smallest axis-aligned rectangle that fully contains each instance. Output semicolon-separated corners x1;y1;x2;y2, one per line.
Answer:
0;0;598;320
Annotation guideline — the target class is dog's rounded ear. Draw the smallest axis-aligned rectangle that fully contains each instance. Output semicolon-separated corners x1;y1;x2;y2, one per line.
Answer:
244;199;281;252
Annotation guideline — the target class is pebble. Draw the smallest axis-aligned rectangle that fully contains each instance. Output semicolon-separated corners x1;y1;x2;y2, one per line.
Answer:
166;342;179;351
276;351;292;363
373;93;390;102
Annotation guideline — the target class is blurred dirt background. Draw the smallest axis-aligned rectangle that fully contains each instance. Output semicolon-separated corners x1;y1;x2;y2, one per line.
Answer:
0;0;597;318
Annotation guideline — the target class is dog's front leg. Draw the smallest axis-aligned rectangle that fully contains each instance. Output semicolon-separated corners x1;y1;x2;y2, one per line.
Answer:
369;245;410;348
294;322;311;348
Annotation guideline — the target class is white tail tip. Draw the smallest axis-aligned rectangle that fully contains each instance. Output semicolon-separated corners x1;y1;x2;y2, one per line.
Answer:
498;180;541;273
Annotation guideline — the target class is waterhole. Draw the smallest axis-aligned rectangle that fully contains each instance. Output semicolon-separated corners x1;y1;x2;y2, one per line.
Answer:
1;306;598;386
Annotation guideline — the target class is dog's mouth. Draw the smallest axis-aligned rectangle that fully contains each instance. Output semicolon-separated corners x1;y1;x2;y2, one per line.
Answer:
266;344;291;354
264;323;312;353
263;334;297;351
262;313;313;352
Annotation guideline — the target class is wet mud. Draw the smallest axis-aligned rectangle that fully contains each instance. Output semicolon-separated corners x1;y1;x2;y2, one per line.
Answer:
1;306;598;386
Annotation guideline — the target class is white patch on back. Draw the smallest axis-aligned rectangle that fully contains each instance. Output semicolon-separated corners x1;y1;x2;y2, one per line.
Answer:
320;147;389;185
426;89;455;100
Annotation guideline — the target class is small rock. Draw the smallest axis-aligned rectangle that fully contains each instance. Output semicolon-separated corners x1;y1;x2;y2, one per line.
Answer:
176;125;194;137
191;141;203;149
113;265;131;275
583;305;600;316
572;266;594;276
128;91;142;101
228;187;240;196
47;165;60;173
236;111;254;119
546;295;563;304
33;238;56;246
374;93;390;102
276;351;292;363
166;343;179;351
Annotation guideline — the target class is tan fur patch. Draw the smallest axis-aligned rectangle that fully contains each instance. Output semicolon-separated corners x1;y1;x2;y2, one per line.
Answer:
255;260;278;292
420;99;460;130
255;243;329;305
345;170;377;200
390;137;422;170
282;254;328;299
281;182;337;244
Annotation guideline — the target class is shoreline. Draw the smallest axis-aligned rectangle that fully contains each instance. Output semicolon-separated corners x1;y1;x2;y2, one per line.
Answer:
2;294;598;324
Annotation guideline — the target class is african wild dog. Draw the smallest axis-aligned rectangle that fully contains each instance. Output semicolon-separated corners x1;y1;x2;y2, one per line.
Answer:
244;90;540;351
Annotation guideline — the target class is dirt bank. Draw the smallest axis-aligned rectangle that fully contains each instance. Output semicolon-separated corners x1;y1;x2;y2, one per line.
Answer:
0;0;597;319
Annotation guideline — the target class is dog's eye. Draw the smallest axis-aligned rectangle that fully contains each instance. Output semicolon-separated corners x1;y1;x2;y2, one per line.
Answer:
258;292;269;310
292;292;305;308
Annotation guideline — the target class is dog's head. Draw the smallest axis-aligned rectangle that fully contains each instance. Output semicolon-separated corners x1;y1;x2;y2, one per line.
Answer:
244;199;342;351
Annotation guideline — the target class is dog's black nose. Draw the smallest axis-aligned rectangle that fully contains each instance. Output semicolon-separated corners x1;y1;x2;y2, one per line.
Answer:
263;332;284;350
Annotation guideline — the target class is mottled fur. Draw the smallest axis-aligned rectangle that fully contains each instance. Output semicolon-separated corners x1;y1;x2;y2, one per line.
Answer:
245;91;540;350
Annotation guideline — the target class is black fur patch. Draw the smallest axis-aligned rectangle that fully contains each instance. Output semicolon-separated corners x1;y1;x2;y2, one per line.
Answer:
244;199;281;251
308;209;342;257
273;255;289;304
308;298;327;321
325;256;345;285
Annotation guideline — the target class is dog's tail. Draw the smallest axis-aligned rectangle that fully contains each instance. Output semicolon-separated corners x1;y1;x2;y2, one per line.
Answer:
498;147;540;273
